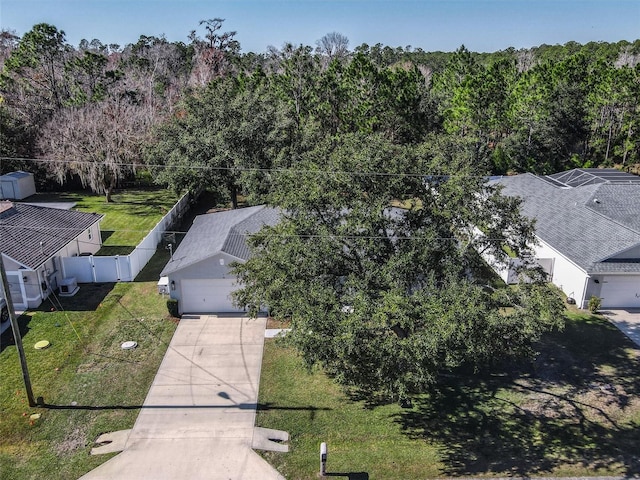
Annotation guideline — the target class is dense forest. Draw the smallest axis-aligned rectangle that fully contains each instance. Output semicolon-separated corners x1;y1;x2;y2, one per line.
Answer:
0;21;639;204
1;20;638;400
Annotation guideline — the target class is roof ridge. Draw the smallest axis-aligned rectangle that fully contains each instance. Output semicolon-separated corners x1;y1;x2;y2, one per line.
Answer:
220;206;271;257
585;184;640;242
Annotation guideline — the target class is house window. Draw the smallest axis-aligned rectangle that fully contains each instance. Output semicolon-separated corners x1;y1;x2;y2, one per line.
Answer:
87;228;92;240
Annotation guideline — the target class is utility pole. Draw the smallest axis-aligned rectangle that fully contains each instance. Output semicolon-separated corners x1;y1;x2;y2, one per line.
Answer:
320;442;327;477
0;252;37;407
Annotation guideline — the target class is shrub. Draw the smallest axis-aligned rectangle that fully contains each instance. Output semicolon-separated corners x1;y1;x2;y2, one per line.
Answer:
588;295;601;313
167;299;179;318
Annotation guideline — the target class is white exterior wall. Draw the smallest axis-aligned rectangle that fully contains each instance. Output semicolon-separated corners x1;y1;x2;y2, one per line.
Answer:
2;255;23;271
1;256;42;309
531;238;590;308
42;257;61;291
1;254;28;309
20;269;41;308
61;223;102;256
167;253;241;304
57;225;100;257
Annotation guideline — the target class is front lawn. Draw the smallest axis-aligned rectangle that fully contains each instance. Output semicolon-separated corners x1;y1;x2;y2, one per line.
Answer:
0;272;177;480
27;189;182;254
256;310;640;478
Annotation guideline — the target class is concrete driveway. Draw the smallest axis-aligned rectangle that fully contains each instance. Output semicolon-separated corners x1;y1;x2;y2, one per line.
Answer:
601;309;640;348
79;315;285;480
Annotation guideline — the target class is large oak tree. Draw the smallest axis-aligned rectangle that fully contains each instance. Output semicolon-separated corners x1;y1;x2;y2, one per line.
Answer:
233;134;565;400
145;73;291;206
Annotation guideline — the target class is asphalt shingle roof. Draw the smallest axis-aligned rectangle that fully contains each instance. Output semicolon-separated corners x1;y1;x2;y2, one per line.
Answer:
0;202;103;269
587;184;640;233
161;205;281;276
492;172;640;274
544;168;640;188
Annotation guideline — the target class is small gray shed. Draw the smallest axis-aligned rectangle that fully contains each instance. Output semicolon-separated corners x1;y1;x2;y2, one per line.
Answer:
0;171;36;200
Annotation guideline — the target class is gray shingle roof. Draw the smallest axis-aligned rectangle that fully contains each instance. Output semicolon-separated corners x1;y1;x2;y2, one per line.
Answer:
587;184;640;233
492;172;640;274
161;205;281;276
0;202;103;269
543;168;640;188
589;260;640;273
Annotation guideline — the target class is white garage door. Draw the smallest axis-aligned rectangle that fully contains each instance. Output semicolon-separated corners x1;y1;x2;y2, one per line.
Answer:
180;278;244;313
600;276;640;308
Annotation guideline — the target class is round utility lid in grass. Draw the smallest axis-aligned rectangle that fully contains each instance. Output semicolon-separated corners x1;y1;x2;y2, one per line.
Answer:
34;340;50;350
121;341;137;350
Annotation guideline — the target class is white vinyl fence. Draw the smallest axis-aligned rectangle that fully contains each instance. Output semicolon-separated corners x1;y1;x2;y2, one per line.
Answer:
62;192;189;283
482;255;554;285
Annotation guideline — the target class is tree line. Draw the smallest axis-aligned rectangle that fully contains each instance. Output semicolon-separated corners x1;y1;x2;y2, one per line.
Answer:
2;21;638;398
0;22;638;203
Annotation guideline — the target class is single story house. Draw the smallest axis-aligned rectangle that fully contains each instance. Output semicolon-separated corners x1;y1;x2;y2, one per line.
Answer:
491;168;640;309
0;201;103;310
160;205;280;314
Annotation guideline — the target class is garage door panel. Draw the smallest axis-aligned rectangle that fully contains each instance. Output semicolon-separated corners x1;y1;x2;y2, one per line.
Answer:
600;276;640;308
181;279;244;313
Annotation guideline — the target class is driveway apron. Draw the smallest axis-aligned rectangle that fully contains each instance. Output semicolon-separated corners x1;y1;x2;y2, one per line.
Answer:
79;315;284;480
601;309;640;348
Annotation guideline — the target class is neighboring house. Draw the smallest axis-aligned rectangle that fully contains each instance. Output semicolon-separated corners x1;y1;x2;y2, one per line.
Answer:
0;201;103;310
160;205;280;314
491;168;640;309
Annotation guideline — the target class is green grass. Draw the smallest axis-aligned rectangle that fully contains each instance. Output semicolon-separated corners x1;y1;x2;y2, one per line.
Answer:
27;189;181;253
256;310;640;478
0;279;178;480
257;342;445;479
503;244;517;258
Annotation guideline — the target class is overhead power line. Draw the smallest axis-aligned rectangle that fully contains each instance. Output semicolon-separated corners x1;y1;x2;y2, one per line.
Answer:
1;225;637;243
0;155;491;179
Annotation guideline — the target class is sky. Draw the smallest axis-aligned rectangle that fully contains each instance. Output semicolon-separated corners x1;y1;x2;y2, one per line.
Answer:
1;0;638;54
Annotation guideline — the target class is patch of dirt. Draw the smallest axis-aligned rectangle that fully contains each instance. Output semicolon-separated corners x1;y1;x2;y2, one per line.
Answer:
533;342;590;384
266;317;291;329
55;427;87;454
519;391;575;419
577;383;640;424
76;360;107;374
515;377;640;429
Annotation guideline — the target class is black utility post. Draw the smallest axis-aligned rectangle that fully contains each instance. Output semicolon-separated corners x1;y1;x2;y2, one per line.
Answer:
0;252;37;407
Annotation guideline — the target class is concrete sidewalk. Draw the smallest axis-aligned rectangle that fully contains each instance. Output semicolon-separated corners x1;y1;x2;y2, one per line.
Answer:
79;315;285;480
